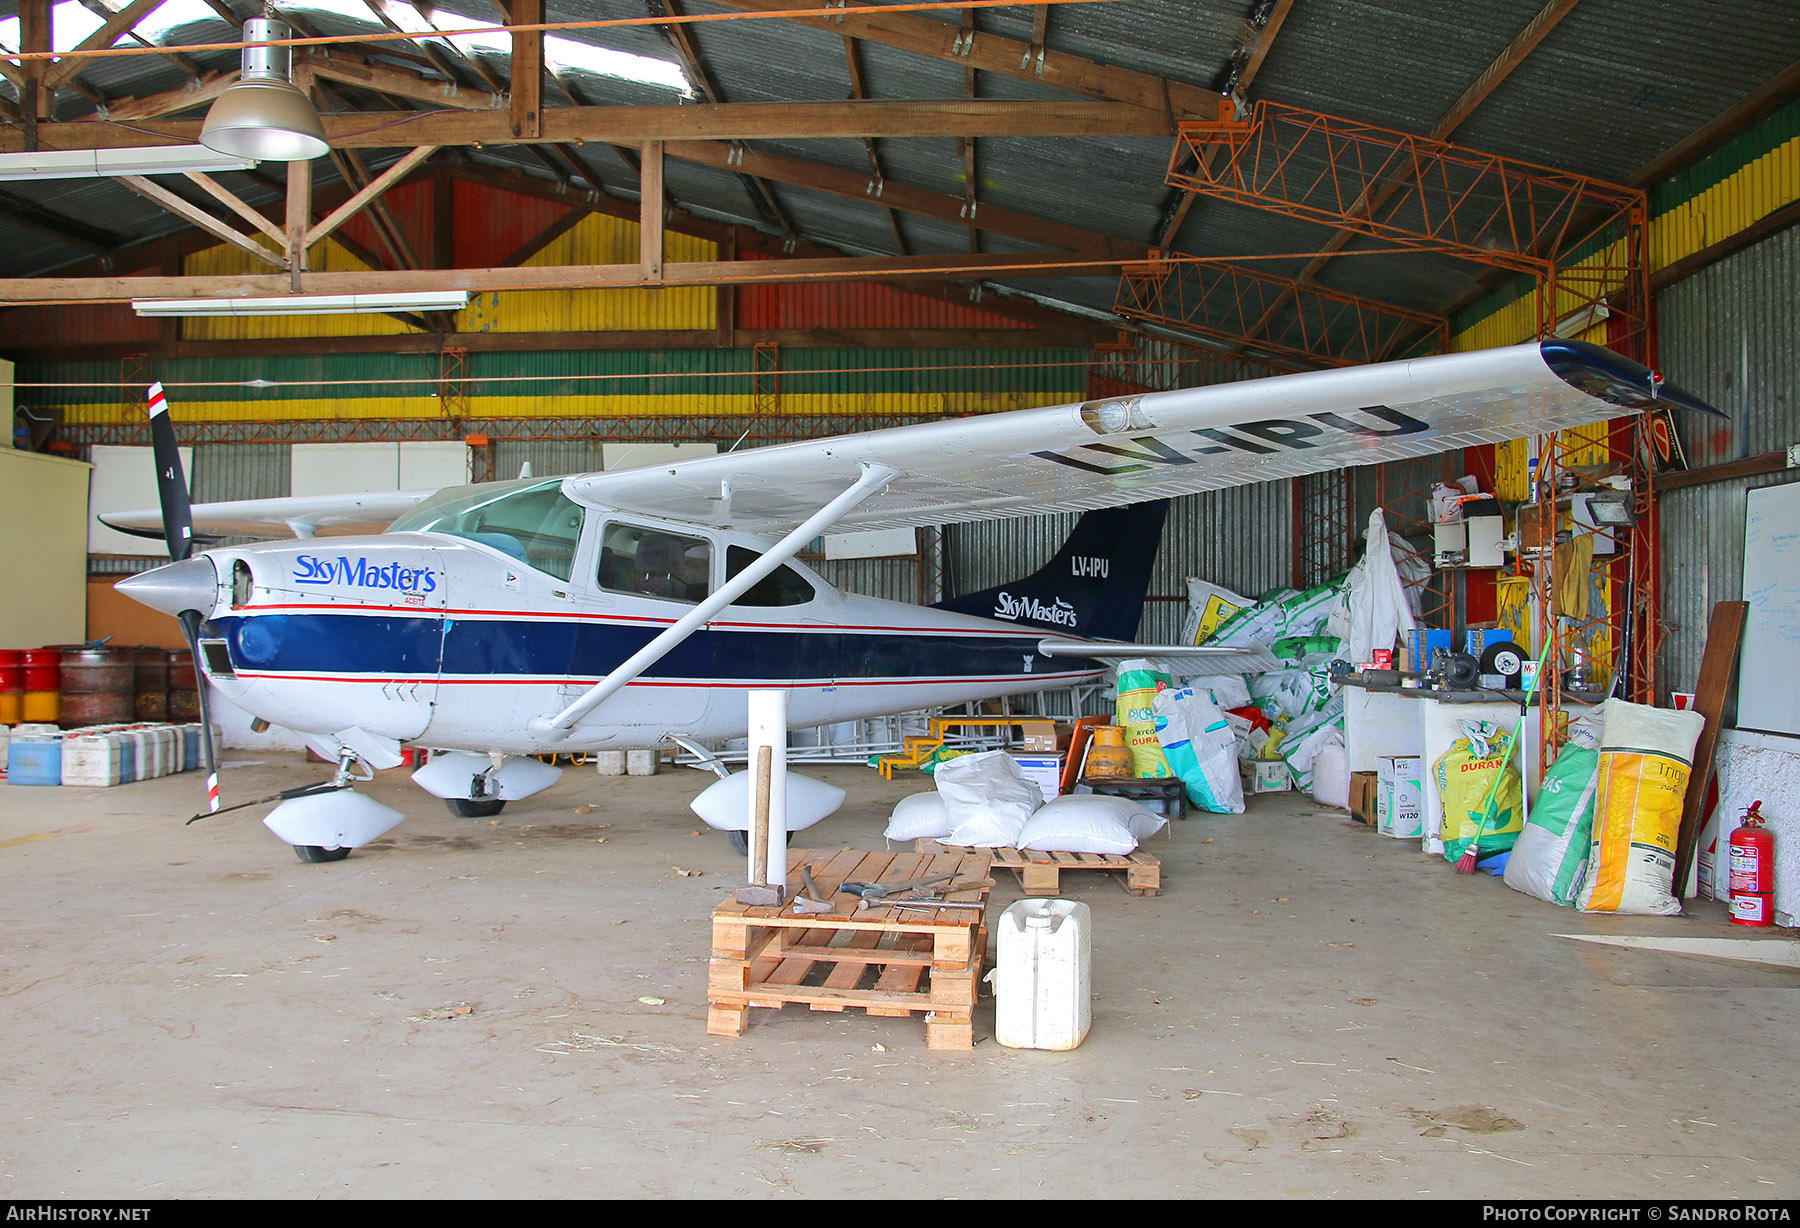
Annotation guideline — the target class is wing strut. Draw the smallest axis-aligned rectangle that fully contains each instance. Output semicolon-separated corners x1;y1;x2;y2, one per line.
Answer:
526;462;902;742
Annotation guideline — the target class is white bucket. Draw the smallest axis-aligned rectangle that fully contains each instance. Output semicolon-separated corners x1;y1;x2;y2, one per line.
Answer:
990;899;1092;1051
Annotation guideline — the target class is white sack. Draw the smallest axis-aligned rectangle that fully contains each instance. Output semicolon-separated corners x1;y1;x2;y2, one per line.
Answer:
1017;795;1155;855
935;750;1044;848
884;791;951;842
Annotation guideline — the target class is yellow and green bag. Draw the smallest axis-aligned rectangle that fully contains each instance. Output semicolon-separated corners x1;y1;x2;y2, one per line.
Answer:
1433;722;1526;865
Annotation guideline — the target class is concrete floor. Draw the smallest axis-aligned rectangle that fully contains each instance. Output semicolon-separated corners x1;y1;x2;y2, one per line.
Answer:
2;753;1796;1201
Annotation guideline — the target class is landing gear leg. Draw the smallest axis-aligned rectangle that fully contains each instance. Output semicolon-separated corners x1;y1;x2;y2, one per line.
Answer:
288;749;377;864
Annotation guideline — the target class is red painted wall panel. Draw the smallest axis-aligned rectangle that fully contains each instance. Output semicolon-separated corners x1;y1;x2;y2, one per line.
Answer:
734;252;1030;331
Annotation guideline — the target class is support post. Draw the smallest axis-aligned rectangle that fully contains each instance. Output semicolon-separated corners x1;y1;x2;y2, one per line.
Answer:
747;689;789;896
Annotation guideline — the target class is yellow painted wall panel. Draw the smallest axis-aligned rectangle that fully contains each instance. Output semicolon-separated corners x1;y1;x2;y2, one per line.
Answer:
0;449;91;648
461;215;719;334
183;241;428;340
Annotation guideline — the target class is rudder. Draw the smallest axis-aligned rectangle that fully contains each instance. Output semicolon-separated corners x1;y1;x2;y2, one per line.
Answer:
933;500;1169;641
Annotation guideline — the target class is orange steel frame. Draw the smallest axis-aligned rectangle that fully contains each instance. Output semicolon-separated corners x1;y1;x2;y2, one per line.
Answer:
1161;101;1658;761
1113;254;1449;369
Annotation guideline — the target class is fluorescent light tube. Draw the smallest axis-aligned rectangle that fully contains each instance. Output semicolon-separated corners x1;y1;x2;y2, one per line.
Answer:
0;146;260;180
133;291;472;317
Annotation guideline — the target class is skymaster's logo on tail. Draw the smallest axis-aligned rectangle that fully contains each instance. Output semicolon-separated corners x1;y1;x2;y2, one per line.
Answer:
993;592;1078;627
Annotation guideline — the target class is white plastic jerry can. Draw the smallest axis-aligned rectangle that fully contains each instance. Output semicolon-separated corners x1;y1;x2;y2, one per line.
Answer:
990;898;1092;1050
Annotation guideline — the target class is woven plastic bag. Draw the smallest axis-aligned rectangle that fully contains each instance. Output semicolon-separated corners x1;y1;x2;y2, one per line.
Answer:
1577;700;1703;915
1115;659;1174;778
1433;721;1526;865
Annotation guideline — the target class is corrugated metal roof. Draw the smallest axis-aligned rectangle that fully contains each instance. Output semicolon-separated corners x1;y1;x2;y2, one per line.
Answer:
1;0;1798;356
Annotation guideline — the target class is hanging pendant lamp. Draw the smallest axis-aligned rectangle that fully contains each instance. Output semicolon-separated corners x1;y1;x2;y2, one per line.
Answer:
200;18;328;162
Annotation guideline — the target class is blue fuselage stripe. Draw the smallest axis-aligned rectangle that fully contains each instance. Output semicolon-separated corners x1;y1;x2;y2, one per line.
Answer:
210;612;1082;681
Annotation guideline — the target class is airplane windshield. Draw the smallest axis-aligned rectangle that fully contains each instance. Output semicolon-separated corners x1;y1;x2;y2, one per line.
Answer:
389;478;586;582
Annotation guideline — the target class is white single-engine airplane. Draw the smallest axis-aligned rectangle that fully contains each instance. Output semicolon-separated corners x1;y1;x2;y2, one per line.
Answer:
107;340;1717;862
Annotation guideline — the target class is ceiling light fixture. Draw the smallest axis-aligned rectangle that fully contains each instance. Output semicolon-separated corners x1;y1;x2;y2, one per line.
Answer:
132;291;472;317
199;17;329;162
0;146;260;180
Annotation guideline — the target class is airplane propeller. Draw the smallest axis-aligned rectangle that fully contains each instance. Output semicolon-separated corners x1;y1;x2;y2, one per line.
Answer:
145;382;222;819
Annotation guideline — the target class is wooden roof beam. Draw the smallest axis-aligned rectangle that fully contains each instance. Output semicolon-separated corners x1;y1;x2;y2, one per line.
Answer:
3;99;1166;151
0;250;1129;305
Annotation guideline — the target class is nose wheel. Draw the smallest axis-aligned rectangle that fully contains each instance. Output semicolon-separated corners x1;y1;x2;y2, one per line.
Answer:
294;844;352;863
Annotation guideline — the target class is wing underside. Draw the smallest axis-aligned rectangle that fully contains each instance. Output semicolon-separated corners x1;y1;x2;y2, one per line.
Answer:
564;340;1714;535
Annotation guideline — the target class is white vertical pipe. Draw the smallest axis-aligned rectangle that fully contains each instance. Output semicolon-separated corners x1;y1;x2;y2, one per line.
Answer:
747;689;789;892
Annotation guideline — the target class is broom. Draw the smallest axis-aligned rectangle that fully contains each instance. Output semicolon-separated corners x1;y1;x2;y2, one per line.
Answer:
1455;640;1553;875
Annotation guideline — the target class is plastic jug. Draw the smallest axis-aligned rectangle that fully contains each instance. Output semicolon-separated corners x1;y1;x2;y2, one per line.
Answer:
990;898;1091;1050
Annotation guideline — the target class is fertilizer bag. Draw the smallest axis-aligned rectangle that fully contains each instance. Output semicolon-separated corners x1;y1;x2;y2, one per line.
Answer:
1115;659;1175;778
1152;686;1244;814
1432;721;1526;864
1503;713;1604;907
1577;700;1704;916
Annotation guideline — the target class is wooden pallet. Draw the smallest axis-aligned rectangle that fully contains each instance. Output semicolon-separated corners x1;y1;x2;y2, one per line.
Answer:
915;840;1160;896
707;848;993;1051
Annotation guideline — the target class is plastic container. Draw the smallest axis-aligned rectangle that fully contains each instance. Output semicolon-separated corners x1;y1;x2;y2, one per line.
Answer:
61;734;123;787
990;898;1092;1051
7;733;64;786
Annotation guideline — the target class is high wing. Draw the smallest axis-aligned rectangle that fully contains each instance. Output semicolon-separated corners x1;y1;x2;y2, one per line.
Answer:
99;490;434;541
565;340;1718;534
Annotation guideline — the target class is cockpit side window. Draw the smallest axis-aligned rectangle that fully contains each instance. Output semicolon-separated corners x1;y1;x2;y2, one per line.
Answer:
388;479;585;581
598;523;712;603
724;545;816;607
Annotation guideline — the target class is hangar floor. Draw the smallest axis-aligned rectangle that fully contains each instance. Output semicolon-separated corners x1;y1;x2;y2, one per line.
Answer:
2;755;1795;1201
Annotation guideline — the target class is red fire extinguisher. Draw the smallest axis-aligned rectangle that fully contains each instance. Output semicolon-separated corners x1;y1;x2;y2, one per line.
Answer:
1728;801;1775;928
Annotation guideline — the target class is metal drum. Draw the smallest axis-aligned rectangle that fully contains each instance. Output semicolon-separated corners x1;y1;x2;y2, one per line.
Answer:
59;646;135;728
133;646;169;721
0;649;20;725
167;649;200;722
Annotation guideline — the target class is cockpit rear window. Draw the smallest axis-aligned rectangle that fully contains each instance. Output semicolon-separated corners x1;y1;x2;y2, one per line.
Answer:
725;545;815;607
389;479;585;582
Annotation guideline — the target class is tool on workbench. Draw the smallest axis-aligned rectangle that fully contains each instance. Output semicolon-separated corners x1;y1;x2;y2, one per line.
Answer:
838;871;957;906
791;865;833;915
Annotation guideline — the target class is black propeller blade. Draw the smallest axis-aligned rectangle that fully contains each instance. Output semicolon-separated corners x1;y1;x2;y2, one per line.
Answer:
146;382;221;815
147;382;196;563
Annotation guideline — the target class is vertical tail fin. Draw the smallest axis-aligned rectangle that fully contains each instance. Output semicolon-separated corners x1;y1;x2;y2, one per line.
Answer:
933;500;1169;641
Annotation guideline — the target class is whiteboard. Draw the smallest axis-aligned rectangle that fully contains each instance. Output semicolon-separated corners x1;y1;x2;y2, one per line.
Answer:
1740;481;1800;736
88;444;192;555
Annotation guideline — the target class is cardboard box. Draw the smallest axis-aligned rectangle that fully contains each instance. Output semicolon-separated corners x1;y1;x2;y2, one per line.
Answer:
1240;757;1290;794
1019;720;1067;753
1375;754;1423;839
1011;753;1065;801
1348;771;1378;824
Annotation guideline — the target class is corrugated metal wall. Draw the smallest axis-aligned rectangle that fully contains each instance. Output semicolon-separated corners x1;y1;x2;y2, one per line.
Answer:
1654;224;1800;703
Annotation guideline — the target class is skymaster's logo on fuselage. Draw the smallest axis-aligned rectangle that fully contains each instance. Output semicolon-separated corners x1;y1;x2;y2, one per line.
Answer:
293;554;437;593
1033;404;1431;474
993;591;1078;627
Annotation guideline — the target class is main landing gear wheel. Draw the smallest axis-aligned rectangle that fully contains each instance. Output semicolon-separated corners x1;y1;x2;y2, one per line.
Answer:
293;845;351;863
727;830;750;856
445;797;506;818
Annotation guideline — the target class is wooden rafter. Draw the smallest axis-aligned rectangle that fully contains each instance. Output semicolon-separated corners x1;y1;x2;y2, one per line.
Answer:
119;174;286;269
3;100;1164;152
0;249;1130;305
